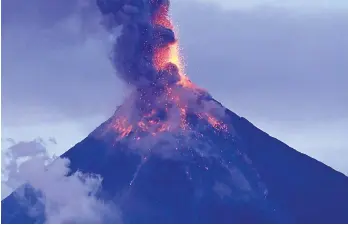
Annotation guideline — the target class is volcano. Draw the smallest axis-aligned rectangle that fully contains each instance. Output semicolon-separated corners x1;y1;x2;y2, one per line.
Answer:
2;101;348;224
2;0;348;223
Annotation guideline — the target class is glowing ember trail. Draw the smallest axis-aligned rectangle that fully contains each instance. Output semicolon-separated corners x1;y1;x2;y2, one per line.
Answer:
198;113;229;132
152;4;195;89
97;0;229;143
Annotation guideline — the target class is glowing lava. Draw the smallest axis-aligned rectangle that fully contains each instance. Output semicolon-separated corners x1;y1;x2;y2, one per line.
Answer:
103;1;229;142
110;117;133;139
198;113;229;132
152;4;195;89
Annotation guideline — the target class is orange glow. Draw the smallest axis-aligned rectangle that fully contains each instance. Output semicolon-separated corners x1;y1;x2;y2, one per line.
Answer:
198;112;228;132
102;2;229;144
138;121;148;131
152;3;195;90
168;42;183;72
157;123;170;132
177;74;196;89
153;41;184;74
152;4;173;30
111;117;133;138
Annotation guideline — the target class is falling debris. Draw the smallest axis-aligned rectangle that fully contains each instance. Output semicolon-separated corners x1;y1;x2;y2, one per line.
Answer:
97;0;231;148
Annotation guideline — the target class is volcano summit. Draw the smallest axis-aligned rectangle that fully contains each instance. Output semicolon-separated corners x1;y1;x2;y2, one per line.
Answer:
2;0;348;223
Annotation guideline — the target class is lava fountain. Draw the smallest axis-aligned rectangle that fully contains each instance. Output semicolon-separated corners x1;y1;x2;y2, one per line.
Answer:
96;0;229;145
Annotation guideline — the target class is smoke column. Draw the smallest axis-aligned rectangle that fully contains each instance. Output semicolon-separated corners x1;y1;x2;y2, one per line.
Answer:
96;0;229;145
97;0;182;88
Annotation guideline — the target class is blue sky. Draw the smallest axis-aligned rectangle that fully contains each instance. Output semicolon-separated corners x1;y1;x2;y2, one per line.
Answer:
1;0;347;178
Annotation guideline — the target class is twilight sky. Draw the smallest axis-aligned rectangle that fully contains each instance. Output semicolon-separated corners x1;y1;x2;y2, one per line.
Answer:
1;0;348;175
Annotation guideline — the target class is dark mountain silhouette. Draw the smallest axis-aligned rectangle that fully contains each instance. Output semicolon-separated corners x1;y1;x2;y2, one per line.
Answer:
2;98;348;223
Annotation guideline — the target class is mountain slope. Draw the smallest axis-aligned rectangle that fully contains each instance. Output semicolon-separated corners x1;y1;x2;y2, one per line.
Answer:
2;102;348;223
225;110;348;223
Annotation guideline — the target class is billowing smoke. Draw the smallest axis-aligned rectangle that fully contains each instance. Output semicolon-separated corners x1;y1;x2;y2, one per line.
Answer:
95;0;233;154
97;0;179;89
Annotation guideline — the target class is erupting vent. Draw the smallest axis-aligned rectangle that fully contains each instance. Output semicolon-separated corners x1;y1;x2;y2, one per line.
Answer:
96;0;229;145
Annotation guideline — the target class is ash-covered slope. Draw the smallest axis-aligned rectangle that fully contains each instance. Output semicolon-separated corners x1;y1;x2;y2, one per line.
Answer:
2;98;348;223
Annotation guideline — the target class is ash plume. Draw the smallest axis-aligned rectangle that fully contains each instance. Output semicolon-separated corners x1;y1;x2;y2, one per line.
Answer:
95;0;233;154
97;0;179;89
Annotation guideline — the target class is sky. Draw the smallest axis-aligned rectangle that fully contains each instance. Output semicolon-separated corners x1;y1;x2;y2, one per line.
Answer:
197;0;348;11
1;0;347;184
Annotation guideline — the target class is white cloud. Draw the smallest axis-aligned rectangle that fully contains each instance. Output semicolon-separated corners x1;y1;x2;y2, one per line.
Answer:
16;157;118;223
1;140;119;223
1;138;56;198
2;116;105;156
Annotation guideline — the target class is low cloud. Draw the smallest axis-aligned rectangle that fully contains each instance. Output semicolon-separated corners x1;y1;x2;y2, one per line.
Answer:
17;158;118;223
1;138;56;197
2;138;120;223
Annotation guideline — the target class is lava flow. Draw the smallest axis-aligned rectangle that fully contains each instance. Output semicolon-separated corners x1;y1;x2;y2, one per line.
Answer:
97;0;229;144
